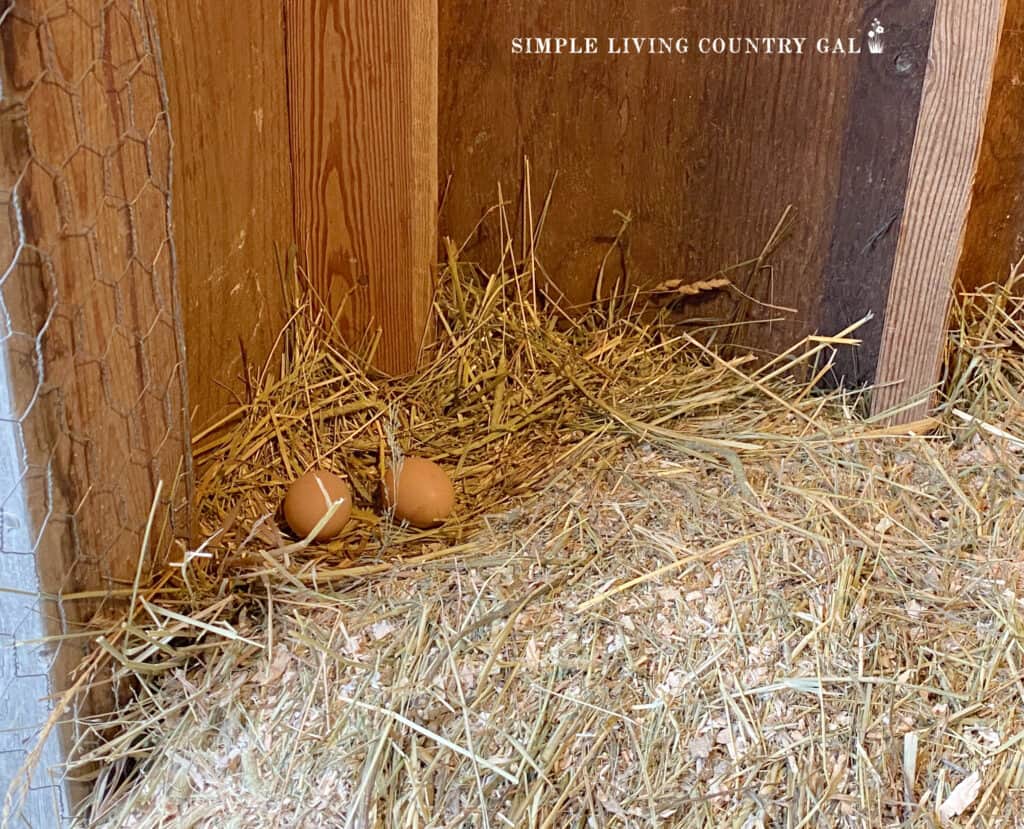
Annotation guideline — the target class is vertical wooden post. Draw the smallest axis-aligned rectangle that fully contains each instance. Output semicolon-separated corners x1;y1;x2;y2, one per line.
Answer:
818;1;937;390
1;0;191;815
873;0;1007;421
285;0;437;375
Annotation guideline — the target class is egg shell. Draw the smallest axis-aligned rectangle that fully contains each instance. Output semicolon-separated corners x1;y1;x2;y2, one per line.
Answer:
383;457;455;529
283;469;352;541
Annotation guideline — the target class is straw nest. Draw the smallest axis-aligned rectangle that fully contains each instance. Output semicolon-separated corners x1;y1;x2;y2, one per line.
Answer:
12;227;1024;827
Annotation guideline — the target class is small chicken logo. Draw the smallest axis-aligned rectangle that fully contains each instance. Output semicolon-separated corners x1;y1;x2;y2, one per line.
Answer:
867;19;885;54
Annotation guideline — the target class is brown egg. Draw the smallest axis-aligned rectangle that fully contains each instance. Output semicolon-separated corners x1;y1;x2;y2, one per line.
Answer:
283;469;352;541
382;457;455;528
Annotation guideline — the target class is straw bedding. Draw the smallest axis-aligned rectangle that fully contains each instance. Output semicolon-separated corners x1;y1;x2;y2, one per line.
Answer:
20;238;1024;827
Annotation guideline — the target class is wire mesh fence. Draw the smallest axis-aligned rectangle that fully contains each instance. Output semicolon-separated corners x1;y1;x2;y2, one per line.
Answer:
0;0;190;821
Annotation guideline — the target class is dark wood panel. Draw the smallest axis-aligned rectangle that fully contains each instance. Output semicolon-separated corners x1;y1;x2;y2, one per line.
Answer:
819;0;937;387
956;0;1024;292
439;2;902;355
285;0;437;376
154;0;294;429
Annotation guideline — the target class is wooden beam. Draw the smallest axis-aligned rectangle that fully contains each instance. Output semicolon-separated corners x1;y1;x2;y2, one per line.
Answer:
818;1;937;388
955;0;1024;292
154;0;295;430
285;0;437;375
873;0;1007;421
1;0;191;812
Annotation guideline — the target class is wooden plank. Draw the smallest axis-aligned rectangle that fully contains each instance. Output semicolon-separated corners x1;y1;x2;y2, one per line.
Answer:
873;0;1007;421
284;0;437;376
818;1;937;388
438;2;914;358
1;0;191;812
153;0;294;429
955;0;1024;292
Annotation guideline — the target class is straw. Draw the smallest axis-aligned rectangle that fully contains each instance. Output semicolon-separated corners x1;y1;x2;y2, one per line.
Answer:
20;197;1024;828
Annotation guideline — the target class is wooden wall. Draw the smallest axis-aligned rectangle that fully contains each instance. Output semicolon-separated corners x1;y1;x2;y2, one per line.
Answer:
156;0;1017;428
439;1;939;379
156;0;438;429
956;0;1024;292
147;1;1022;428
154;0;294;432
440;0;1018;418
1;0;192;810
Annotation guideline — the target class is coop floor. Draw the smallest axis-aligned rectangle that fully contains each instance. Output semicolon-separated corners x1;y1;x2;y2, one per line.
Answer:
59;257;1024;828
74;421;1024;827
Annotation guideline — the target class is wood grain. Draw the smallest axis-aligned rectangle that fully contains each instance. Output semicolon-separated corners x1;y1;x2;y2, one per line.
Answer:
819;0;937;388
955;0;1024;292
1;0;191;804
285;0;437;376
5;0;192;625
873;0;1007;421
153;0;294;429
439;2;908;356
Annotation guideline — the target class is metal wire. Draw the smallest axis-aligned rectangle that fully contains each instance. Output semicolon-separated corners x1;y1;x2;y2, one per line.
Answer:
0;0;191;821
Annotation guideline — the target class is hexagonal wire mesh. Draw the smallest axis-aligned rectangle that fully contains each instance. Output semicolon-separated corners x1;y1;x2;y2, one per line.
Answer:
0;0;192;822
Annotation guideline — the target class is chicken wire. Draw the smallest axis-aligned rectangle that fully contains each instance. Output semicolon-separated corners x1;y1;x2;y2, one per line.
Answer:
0;0;191;822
